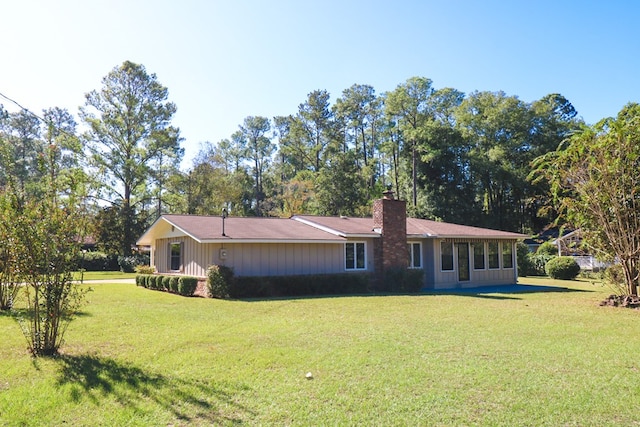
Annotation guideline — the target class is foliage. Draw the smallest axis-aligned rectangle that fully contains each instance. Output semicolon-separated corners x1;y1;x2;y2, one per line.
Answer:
536;241;558;256
206;265;235;298
602;264;626;296
134;265;155;275
516;242;534;277
168;276;179;293
9;194;89;356
177;276;198;296
545;256;581;280
80;61;183;256
117;254;149;273
135;274;149;287
230;273;371;298
380;268;424;293
532;103;640;294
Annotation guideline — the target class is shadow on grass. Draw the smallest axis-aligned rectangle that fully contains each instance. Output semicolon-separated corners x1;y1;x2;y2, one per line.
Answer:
425;284;593;300
55;354;254;424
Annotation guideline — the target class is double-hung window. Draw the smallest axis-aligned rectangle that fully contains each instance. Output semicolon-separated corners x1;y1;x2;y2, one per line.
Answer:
408;242;422;268
488;242;499;269
502;242;514;269
441;241;454;271
345;242;366;270
169;242;182;271
473;243;485;270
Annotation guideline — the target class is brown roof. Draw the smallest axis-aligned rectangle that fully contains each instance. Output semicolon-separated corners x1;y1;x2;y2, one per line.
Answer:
293;215;525;239
137;213;526;246
137;214;345;245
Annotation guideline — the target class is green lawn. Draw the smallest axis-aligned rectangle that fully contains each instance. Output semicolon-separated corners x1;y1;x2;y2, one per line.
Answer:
1;277;639;426
72;271;137;281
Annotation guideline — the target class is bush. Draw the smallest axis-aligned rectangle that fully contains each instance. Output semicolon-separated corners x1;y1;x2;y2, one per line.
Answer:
75;251;119;271
135;265;155;275
118;253;150;273
169;276;179;293
537;241;558;257
516;242;534;276
380;268;424;293
150;275;163;290
230;273;371;299
207;265;235;298
545;256;581;280
161;276;171;291
178;276;198;296
135;274;148;287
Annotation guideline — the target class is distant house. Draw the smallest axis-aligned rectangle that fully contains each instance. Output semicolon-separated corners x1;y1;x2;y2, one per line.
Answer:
137;192;526;290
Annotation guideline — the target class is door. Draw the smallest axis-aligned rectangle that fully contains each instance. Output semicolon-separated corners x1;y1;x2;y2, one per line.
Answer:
456;243;470;282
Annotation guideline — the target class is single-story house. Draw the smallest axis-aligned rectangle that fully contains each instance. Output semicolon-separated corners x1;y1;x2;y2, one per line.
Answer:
137;191;526;290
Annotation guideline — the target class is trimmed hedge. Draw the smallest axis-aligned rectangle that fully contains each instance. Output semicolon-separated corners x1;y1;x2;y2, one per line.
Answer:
207;265;235;298
169;276;179;293
545;256;581;280
380;267;424;293
178;276;198;296
135;274;199;296
229;273;372;299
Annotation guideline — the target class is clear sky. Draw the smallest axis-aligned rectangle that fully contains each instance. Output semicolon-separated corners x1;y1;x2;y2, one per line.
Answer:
2;0;639;167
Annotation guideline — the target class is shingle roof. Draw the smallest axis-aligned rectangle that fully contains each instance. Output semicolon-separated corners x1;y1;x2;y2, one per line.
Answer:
293;215;525;239
137;213;526;246
137;214;345;245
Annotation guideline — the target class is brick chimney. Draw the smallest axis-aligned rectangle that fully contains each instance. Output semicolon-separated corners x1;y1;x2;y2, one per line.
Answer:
373;189;408;274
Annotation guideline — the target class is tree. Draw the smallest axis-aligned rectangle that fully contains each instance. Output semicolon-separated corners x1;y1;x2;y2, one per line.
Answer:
384;77;435;209
239;116;274;216
80;61;182;256
532;103;640;295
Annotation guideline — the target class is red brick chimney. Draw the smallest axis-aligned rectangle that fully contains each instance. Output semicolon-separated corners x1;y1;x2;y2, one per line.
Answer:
373;189;408;273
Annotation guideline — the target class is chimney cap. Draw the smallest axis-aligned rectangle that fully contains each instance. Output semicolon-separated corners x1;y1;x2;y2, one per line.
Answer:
382;185;395;200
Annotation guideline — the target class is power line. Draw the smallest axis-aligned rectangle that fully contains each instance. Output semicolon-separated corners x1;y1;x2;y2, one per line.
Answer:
0;90;76;139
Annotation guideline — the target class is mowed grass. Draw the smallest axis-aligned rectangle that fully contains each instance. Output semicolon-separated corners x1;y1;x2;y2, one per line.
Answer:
71;271;137;281
2;277;640;426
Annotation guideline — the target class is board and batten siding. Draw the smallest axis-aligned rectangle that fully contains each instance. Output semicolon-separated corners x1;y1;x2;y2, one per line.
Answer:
154;237;352;278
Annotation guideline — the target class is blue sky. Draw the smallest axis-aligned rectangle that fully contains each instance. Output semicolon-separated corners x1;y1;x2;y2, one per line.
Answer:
2;0;639;167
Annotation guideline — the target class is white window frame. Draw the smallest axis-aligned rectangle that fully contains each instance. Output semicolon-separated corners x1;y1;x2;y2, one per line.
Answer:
502;242;514;269
345;241;366;271
473;242;486;270
169;242;183;272
408;242;422;269
488;241;500;270
441;241;454;272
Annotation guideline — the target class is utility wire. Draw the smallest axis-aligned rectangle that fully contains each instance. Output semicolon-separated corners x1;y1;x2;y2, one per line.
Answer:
0;90;76;139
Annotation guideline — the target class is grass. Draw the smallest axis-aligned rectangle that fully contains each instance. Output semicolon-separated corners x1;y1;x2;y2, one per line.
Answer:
1;276;639;425
71;271;137;281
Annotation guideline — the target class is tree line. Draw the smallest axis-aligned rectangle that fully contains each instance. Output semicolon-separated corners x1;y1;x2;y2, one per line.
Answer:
1;61;580;259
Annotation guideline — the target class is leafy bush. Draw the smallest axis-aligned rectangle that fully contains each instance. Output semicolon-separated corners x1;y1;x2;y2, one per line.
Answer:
161;276;171;291
603;264;626;295
135;274;148;287
230;273;371;299
75;251;119;271
118;253;150;273
380;268;424;293
149;275;162;290
135;265;155;275
207;265;235;298
516;242;534;276
537;241;558;257
178;276;198;296
545;256;581;280
169;276;179;293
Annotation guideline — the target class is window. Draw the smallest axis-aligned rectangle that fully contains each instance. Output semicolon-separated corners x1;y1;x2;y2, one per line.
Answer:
408;242;422;268
169;242;182;271
345;242;366;270
488;242;499;269
441;241;453;271
473;243;485;270
502;242;513;269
